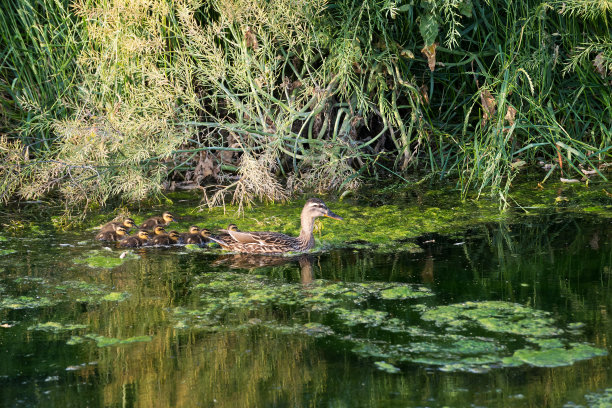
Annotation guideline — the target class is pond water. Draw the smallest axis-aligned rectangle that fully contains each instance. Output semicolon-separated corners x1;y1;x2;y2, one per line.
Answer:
0;195;611;407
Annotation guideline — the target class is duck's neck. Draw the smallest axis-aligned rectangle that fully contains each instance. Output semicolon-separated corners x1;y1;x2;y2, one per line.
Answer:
297;215;316;250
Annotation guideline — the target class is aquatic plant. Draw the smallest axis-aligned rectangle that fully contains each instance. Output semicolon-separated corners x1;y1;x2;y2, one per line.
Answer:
0;0;609;212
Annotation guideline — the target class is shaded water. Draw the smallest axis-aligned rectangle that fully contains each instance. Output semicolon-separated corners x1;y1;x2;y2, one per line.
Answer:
0;209;611;407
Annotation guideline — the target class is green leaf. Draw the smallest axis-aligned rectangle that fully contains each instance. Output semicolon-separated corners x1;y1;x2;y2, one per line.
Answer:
419;13;439;46
459;0;473;17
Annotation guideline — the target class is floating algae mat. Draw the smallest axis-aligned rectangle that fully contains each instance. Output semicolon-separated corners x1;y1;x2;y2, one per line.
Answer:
73;249;140;268
170;272;606;373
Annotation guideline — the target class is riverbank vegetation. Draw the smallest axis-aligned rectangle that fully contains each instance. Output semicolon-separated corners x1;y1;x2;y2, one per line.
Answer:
1;0;610;212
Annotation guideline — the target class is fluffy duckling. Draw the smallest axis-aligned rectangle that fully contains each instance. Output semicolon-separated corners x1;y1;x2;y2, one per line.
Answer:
196;228;213;246
151;230;180;246
179;225;201;244
100;217;137;233
140;211;175;230
149;225;167;236
96;226;129;242
186;228;212;245
120;230;149;247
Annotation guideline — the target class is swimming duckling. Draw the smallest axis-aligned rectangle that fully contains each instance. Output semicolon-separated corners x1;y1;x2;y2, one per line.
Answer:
96;226;129;242
149;225;167;236
100;217;137;233
196;228;214;247
140;211;175;230
186;228;212;245
151;230;180;246
119;230;149;247
179;225;200;244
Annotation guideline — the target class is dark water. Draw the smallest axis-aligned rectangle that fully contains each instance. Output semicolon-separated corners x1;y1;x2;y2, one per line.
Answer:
0;212;611;407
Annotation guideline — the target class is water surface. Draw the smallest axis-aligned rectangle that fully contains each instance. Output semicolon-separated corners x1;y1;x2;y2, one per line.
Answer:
0;209;611;407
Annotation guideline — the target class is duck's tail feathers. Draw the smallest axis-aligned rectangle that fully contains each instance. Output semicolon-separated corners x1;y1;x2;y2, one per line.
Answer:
208;236;230;248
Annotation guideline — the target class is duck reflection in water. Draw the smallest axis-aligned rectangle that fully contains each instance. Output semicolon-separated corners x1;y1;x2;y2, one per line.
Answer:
211;254;315;284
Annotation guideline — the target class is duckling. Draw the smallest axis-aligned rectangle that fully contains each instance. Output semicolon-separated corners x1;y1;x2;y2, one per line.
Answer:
149;225;167;236
151;230;180;246
119;230;149;247
100;217;137;233
179;225;201;244
188;228;212;246
96;226;129;242
140;211;175;230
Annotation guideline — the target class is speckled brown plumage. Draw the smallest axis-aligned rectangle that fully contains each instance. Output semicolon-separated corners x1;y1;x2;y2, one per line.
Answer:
210;198;342;254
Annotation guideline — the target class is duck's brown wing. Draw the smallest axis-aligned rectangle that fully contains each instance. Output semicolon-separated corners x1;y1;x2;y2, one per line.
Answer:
227;230;293;245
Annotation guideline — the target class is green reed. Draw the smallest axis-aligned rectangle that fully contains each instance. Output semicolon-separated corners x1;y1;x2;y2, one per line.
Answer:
0;0;610;212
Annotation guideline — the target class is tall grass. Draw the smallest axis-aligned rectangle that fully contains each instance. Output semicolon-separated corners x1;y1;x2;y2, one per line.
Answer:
0;0;610;212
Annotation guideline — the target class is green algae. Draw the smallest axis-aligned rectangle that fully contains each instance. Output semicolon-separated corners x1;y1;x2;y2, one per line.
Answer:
68;334;153;347
379;286;428;300
28;322;87;333
0;296;58;309
333;308;388;327
172;271;608;373
512;344;607;368
374;361;401;374
584;388;612;407
101;292;129;301
73;250;139;269
420;301;562;338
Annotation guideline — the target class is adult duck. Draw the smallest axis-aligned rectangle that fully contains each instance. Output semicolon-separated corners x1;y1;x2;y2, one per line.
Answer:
210;198;342;254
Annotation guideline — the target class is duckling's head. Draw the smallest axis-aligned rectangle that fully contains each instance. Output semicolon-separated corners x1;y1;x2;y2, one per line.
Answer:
200;228;211;238
137;230;150;240
162;212;175;223
188;225;200;234
116;226;128;236
153;226;166;235
123;218;136;228
228;224;239;232
168;231;180;241
302;198;343;221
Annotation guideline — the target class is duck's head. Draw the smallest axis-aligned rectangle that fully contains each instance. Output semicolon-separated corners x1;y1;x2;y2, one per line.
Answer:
188;225;200;234
123;218;136;228
116;226;128;236
200;228;211;238
302;198;343;221
162;212;175;223
153;226;166;235
228;224;239;232
168;230;180;241
137;230;150;240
